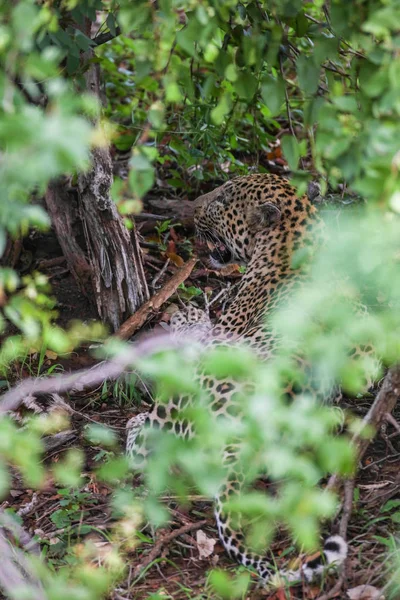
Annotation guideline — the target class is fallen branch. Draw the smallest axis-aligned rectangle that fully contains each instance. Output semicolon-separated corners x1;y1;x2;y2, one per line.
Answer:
36;256;66;270
132;519;207;580
0;333;197;414
355;366;400;460
326;365;400;493
316;574;345;600
321;366;400;599
0;511;44;599
115;257;197;340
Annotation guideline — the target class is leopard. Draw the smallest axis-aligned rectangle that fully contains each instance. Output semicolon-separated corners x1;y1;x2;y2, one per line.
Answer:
126;173;349;585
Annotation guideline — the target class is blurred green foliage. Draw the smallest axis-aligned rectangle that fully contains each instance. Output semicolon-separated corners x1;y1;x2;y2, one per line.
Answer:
0;0;399;598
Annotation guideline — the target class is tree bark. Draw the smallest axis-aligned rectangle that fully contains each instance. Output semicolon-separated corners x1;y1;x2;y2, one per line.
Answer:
77;139;149;330
44;25;149;332
44;182;92;290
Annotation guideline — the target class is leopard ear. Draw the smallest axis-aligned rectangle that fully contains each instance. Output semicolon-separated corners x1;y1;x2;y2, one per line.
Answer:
219;180;235;205
249;202;281;230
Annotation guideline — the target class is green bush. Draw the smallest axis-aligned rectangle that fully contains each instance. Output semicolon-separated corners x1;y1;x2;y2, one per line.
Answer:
0;1;399;598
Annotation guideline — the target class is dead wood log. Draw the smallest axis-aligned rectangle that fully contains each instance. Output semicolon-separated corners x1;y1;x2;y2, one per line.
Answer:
77;140;149;331
44;21;149;331
78;39;149;331
0;237;22;269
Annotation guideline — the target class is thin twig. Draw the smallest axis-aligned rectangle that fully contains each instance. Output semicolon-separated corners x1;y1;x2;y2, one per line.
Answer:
315;574;345;600
135;213;171;221
132;519;207;580
384;412;400;433
151;258;170;289
355;366;400;460
339;478;355;540
279;55;295;138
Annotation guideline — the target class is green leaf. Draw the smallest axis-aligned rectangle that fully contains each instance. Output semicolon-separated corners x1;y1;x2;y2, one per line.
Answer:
297;54;320;94
294;12;309;37
234;72;258;101
318;438;355;475
381;499;400;513
281;135;300;170
176;18;199;57
74;30;94;52
114;132;135;151
85;424;118;447
211;93;232;125
225;64;238;82
261;75;285;116
333;96;358;112
53;449;84;487
313;36;339;65
106;13;117;36
66;53;80;75
209;570;250;599
129;167;155;198
359;64;388;98
0;464;10;499
148;101;165;129
202;346;257;379
97;457;130;482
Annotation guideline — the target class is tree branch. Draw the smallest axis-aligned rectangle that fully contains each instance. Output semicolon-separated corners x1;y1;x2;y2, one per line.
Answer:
93;26;122;47
132;519;207;580
0;334;197;415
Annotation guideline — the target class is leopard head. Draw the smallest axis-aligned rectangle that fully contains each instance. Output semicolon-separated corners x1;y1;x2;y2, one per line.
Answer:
193;176;287;268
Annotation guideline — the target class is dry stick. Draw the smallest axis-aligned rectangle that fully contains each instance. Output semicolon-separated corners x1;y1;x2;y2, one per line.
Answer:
356;366;400;460
319;366;400;600
0;333;196;414
316;575;346;600
115;257;197;340
36;256;66;270
132;519;207;580
339;478;355;540
0;511;45;599
326;365;400;493
151;258;170;289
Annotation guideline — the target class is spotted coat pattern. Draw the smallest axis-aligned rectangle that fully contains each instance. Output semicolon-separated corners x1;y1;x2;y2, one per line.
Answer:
126;174;347;583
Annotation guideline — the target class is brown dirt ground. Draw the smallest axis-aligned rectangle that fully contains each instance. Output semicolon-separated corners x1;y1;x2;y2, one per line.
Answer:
3;196;400;600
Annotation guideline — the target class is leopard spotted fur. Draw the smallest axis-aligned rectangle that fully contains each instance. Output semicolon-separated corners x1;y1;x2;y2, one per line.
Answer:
126;173;348;584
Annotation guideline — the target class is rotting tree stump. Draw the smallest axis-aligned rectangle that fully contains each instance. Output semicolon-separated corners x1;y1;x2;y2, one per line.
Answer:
45;25;149;332
77;141;149;331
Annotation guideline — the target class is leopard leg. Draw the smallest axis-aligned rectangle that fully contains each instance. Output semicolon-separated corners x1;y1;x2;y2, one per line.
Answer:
126;401;196;468
170;305;212;342
126;412;150;468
